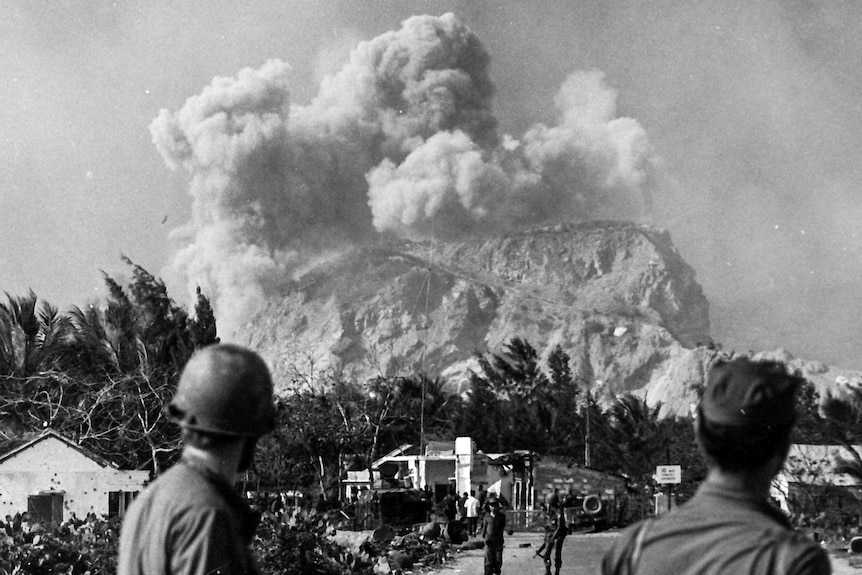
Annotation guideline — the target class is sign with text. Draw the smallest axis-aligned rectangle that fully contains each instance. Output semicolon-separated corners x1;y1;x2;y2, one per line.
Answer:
655;465;682;484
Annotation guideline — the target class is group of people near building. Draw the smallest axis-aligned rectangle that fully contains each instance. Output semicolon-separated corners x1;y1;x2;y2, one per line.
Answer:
113;343;836;574
440;484;499;536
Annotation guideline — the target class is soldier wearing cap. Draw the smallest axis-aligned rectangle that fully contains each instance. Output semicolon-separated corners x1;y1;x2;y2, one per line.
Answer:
481;492;508;575
601;357;831;575
119;344;277;575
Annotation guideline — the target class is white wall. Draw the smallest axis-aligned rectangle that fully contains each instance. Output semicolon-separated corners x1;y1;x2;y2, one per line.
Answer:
0;436;149;520
455;437;473;496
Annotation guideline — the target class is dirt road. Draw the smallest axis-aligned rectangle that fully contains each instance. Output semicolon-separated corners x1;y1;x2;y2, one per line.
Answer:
433;531;612;575
432;531;860;575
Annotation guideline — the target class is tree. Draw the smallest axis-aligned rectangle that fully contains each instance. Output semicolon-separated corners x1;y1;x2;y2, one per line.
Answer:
465;338;552;452
793;379;828;444
821;388;862;482
545;345;583;458
460;369;503;450
0;258;218;474
0;292;75;377
602;394;670;481
462;338;585;456
662;416;705;503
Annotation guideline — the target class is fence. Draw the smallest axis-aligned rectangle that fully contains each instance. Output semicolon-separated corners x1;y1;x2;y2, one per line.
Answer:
505;509;547;532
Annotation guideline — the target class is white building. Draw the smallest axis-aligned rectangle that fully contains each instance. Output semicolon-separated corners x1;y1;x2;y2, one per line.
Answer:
0;430;149;524
341;437;528;512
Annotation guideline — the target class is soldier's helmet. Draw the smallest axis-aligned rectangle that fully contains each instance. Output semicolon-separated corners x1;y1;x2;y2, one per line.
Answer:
168;344;276;437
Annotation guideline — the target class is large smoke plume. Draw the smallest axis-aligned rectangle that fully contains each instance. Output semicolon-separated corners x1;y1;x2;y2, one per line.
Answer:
151;13;661;336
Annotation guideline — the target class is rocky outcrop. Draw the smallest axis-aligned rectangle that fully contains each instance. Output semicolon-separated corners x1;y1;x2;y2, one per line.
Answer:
238;221;724;415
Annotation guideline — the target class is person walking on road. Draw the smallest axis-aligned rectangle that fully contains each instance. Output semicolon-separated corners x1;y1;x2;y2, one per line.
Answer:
482;493;507;575
540;492;568;575
118;344;277;575
601;357;831;575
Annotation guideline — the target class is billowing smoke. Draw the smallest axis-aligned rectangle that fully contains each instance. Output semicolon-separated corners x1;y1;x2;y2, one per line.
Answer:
151;12;661;337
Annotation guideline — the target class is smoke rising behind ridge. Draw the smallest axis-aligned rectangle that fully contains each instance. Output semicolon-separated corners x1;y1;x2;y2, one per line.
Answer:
5;1;862;368
152;13;660;336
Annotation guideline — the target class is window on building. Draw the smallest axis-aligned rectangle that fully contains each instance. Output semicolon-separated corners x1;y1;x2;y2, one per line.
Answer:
28;493;64;525
108;491;139;518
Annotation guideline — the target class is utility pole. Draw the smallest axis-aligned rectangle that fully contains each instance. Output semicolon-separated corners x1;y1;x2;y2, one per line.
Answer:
666;446;672;512
584;379;602;468
585;381;591;468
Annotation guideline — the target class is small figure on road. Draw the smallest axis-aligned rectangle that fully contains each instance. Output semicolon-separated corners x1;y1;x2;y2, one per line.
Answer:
465;490;481;536
118;344;277;575
601;357;831;575
482;493;507;575
540;491;568;575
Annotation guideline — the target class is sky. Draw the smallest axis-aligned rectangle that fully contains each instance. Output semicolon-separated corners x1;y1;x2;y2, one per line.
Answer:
3;0;862;368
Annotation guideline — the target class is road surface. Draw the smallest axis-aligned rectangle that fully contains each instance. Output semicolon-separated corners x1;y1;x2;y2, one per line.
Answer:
432;531;860;575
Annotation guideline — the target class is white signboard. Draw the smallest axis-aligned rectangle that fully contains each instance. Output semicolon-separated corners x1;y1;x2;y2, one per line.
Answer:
656;465;682;484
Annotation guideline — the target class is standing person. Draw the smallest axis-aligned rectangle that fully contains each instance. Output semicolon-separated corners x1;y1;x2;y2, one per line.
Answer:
465;490;481;536
540;492;568;575
601;357;831;575
457;491;468;522
481;493;507;575
441;488;457;522
118;344;277;575
477;484;487;511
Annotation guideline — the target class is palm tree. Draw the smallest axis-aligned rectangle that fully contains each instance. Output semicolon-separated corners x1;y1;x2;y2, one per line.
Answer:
0;292;74;377
604;394;670;482
821;389;862;482
0;258;217;473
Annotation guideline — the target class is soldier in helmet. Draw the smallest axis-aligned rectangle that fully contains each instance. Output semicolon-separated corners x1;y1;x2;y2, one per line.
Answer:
118;344;277;575
539;490;568;575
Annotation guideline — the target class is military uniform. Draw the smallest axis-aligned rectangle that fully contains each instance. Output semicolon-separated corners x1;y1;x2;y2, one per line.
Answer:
482;501;507;575
118;455;260;575
542;506;567;575
602;481;829;574
602;356;833;575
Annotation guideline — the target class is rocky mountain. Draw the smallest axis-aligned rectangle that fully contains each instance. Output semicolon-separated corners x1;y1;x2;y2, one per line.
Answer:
238;220;858;416
239;221;728;415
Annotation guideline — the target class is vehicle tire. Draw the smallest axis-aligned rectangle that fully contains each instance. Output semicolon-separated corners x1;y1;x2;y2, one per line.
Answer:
582;495;602;516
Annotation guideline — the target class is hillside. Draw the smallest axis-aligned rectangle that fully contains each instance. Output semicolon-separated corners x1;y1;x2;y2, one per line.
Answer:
239;221;738;415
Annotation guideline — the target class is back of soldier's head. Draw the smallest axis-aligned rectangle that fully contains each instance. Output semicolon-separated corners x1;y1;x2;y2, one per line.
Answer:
696;357;803;471
169;344;276;443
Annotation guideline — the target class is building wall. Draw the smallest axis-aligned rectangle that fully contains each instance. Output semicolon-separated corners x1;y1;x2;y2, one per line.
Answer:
0;437;149;520
455;437;473;496
423;459;455;493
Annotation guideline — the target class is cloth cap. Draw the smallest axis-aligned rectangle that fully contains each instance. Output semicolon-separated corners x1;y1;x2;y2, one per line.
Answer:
701;357;800;428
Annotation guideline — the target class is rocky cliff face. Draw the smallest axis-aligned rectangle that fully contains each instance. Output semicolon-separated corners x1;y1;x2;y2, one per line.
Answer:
239;221;727;415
